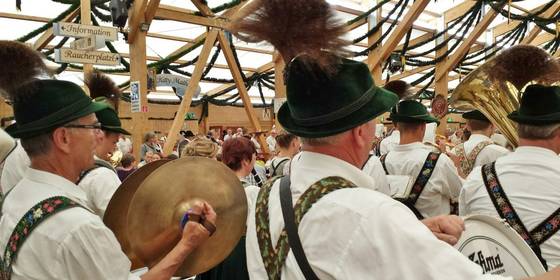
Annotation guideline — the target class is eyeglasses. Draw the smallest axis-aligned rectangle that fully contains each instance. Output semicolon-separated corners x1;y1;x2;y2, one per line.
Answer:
63;122;102;130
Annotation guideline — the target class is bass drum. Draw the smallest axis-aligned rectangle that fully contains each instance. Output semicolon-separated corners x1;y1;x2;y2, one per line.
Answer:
455;215;546;278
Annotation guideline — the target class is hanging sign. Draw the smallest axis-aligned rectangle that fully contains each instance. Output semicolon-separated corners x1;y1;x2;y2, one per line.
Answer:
53;22;118;41
130;81;141;113
55;48;120;66
69;35;105;51
156;74;201;98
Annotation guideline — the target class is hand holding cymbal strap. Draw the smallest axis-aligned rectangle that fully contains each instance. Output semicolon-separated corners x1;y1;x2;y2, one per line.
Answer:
181;208;217;236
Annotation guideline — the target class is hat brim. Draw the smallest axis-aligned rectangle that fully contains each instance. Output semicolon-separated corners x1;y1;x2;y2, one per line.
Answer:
103;125;131;135
508;111;560;125
7;101;108;139
278;86;398;138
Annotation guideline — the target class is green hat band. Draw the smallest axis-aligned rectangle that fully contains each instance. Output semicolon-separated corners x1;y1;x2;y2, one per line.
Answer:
291;87;375;126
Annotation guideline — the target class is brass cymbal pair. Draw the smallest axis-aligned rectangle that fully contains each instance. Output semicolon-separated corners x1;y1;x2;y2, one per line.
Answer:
103;157;247;277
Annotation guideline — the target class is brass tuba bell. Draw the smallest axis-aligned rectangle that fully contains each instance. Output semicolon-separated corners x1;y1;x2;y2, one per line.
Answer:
450;45;560;147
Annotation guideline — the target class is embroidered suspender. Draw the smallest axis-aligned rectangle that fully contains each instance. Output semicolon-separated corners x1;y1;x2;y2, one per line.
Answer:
255;176;357;280
458;141;493;176
481;163;553;270
0;196;83;280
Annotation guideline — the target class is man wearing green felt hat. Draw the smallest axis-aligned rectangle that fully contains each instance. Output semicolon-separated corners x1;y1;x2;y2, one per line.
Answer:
451;110;509;177
77;72;131;219
378;100;462;219
461;84;560;269
225;1;536;279
0;41;215;279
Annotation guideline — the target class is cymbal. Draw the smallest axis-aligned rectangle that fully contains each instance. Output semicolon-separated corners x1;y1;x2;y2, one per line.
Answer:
127;157;247;277
104;159;171;269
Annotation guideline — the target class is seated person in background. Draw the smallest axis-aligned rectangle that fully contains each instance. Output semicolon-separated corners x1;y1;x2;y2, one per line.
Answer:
116;153;137;182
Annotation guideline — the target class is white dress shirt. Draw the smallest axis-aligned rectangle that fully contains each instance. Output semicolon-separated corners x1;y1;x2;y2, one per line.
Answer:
246;151;508;280
77;158;121;219
383;142;463;218
0;168;137;279
460;146;560;268
451;134;509;168
266;135;277;153
361;155;391;196
379;130;400;155
1;141;30;195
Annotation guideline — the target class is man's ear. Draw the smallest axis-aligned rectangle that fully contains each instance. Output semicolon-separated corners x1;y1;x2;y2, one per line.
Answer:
51;127;72;154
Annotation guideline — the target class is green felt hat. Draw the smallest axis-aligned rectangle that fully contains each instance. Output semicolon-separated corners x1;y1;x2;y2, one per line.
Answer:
508;84;560;125
6;80;108;139
462;110;489;122
390;100;439;124
277;56;399;138
94;97;131;135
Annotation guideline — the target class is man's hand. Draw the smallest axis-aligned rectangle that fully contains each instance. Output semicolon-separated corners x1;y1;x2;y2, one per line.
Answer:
422;215;465;245
179;201;217;250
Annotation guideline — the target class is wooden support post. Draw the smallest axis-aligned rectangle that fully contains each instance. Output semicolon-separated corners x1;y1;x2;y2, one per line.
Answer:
434;18;448;136
80;0;93;79
163;30;219;156
273;52;286;132
217;31;269;154
127;0;148;44
129;0;149;159
33;8;80;50
368;0;430;71
435;4;503;82
367;0;383;85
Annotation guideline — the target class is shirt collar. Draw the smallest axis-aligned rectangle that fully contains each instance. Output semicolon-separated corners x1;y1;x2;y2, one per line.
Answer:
25;168;90;205
290;151;374;193
393;141;428;151
514;146;559;158
468;134;491;142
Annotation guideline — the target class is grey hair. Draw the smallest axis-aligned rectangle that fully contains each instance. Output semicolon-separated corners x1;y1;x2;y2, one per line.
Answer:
20;131;54;158
143;131;156;142
518;123;560;140
300;131;346;146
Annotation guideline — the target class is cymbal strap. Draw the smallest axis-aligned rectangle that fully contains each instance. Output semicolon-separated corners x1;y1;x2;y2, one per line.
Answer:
180;212;216;236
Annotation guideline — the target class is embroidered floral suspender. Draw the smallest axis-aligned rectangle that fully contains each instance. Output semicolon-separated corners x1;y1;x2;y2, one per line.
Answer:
0;196;82;280
255;176;357;280
481;163;558;271
458;141;492;176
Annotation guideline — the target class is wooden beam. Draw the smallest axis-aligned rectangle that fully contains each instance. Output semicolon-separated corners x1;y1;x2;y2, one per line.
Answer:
33;8;80;50
394;32;433;52
493;2;560;38
444;1;477;24
436;4;504;82
191;0;214;17
217;31;268;154
127;0;148;43
531;32;555;46
80;0;93;79
520;3;560;44
434;17;448;135
369;0;430;72
0;12;50;22
163;30;219;156
388;65;432;82
155;5;226;28
144;0;161;26
273;52;285;131
129;0;150;159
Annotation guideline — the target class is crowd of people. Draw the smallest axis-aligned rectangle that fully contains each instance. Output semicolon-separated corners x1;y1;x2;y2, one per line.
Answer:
2;0;560;279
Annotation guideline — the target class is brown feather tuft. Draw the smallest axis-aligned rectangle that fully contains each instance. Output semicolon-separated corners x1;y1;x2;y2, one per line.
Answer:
0;40;51;100
384;80;414;100
85;71;121;111
228;0;348;73
488;45;560;90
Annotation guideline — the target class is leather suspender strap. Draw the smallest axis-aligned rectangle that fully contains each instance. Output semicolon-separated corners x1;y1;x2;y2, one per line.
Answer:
481;163;549;270
279;176;319;280
379;153;389;175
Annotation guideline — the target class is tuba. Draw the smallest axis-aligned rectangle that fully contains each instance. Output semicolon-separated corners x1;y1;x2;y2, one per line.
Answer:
450;45;560;147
